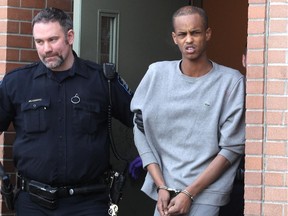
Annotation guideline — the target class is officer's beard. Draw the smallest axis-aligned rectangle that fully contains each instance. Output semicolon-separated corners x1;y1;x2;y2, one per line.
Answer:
42;38;68;70
43;55;65;70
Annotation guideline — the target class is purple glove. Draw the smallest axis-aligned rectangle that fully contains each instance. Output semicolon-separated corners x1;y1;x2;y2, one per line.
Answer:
129;156;143;180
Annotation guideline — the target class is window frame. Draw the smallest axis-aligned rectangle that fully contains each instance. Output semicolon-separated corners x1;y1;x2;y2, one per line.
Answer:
97;9;120;68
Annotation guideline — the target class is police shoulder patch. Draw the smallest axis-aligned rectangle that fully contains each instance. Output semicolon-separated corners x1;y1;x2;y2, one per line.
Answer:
117;75;133;95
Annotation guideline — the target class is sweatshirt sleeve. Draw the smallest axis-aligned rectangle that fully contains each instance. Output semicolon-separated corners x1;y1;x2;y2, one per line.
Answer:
130;66;159;168
218;76;245;164
132;122;158;168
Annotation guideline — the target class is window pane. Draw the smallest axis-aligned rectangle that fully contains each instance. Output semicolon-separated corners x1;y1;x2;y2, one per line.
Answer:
100;17;111;64
98;11;119;67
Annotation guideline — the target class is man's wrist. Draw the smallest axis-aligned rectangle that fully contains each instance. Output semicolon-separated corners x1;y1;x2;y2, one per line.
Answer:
181;189;194;201
156;185;168;193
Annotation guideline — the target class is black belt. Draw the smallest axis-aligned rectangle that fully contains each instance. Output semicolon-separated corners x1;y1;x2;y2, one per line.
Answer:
17;176;108;198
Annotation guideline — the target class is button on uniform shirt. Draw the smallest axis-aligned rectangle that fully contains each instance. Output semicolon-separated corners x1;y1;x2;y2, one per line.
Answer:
0;54;133;186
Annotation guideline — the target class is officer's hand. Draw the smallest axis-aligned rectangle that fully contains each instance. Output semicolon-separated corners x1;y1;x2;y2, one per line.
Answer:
128;156;143;180
134;110;145;134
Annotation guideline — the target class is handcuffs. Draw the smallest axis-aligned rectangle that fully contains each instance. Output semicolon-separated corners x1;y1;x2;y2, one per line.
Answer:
157;186;181;198
157;185;194;201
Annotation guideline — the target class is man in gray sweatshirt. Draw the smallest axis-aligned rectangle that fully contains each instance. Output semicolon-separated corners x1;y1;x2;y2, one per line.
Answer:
130;5;245;216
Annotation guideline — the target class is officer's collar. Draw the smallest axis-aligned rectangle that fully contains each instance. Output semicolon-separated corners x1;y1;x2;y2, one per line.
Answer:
33;51;89;79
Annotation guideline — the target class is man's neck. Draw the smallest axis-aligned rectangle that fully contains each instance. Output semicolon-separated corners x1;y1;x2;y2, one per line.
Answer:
180;58;212;77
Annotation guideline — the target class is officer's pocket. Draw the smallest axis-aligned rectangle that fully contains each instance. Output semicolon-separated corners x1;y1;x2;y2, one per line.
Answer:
73;102;104;134
21;99;50;133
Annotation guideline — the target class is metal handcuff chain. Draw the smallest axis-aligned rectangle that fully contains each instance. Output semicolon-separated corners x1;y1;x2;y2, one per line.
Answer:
157;186;194;201
157;186;181;198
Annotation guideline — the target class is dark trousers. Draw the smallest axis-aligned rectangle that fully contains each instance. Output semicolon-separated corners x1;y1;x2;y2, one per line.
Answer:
219;156;245;216
15;191;109;216
219;182;244;216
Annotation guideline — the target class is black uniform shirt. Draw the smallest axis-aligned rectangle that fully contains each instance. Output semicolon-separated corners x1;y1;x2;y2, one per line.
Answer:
0;54;133;186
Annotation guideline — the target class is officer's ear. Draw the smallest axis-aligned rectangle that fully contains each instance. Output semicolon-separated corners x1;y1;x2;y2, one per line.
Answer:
66;29;74;45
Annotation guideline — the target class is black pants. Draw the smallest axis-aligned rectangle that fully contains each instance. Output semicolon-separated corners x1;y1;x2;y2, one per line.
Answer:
219;181;244;216
15;191;109;216
219;156;245;216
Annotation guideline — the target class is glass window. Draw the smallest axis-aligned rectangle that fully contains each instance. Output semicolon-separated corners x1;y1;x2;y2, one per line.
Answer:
98;10;119;67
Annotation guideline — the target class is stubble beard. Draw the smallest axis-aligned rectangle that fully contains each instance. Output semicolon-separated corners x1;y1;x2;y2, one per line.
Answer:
43;55;65;70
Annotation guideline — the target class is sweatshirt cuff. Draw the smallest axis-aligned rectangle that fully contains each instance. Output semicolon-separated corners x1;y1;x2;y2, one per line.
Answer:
218;148;241;164
140;152;158;169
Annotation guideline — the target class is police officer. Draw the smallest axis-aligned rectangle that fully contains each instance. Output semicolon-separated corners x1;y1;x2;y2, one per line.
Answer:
0;7;133;215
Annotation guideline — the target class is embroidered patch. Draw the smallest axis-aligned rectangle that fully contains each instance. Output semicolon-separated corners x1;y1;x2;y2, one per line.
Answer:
118;76;133;95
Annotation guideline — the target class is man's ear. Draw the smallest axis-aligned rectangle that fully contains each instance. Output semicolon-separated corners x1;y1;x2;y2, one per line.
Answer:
205;27;212;41
67;29;74;45
172;32;177;45
242;54;247;68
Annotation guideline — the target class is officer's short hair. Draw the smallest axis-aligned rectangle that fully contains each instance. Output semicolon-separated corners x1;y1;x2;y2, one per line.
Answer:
32;7;73;34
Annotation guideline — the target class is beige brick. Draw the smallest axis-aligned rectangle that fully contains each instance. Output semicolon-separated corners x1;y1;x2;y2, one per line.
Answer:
266;96;288;110
245;186;262;200
268;36;288;49
265;157;288;171
267;66;288;79
247;50;264;65
246;156;263;170
270;20;288;33
264;187;288;202
247;80;264;94
246;125;264;140
247;20;265;34
267;80;286;95
246;95;264;109
270;4;288;18
245;171;262;185
246;141;263;155
263;203;285;216
266;111;284;125
267;50;287;64
246;110;263;124
267;127;288;140
246;65;265;79
264;172;284;186
248;5;266;19
244;201;262;215
264;141;286;156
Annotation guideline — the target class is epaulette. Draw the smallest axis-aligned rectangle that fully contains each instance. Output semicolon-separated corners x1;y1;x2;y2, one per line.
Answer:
81;59;102;71
7;62;40;75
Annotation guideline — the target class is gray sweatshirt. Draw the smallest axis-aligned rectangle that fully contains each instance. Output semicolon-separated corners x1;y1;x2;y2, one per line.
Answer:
131;60;245;206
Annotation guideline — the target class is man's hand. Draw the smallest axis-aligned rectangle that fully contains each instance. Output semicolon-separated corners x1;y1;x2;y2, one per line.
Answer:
166;193;192;215
134;110;145;134
157;189;171;216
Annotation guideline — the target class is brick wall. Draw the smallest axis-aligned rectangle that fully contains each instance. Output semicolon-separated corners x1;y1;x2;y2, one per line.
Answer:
0;1;73;215
0;0;287;215
245;0;288;216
